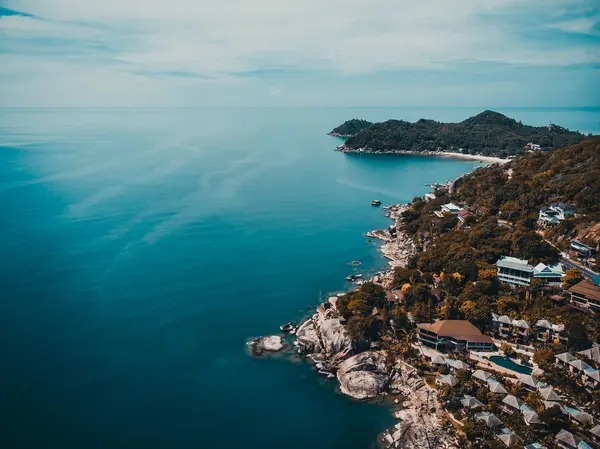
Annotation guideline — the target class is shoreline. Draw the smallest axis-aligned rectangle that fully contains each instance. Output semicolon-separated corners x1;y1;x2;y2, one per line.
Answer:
252;165;481;448
251;200;456;448
336;145;510;165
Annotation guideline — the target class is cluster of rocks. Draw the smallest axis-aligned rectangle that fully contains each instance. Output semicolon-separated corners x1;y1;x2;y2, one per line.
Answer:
380;233;416;269
249;335;287;356
294;300;397;399
381;362;460;449
368;204;416;269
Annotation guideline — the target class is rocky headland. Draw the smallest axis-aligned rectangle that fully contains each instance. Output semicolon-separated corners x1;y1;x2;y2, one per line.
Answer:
249;199;459;448
292;298;459;448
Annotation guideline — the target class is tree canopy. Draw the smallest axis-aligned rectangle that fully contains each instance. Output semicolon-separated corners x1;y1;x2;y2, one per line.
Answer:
337;110;587;157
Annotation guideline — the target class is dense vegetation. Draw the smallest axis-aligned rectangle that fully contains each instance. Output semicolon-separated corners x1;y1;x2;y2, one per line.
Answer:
328;119;373;137
337;110;587;157
453;137;600;251
390;138;600;348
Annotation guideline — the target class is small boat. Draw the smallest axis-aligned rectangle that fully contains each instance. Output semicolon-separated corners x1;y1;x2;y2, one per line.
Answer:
346;273;364;282
371;200;382;206
351;260;361;266
318;370;335;379
280;322;295;332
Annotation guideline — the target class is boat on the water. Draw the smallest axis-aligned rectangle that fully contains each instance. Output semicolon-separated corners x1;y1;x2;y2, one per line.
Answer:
346;273;363;282
280;322;295;332
371;200;382;206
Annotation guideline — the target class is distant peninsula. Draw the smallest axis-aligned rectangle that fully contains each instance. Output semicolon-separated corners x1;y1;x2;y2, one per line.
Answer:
329;110;588;158
328;119;373;137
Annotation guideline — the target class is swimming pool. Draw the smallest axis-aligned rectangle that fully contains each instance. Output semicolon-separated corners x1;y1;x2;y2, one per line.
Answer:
489;356;533;374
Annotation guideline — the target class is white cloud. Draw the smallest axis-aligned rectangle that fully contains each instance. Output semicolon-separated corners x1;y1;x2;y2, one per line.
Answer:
549;17;598;34
1;0;598;106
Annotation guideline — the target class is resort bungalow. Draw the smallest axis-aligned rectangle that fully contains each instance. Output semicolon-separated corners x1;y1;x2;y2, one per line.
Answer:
436;374;459;387
461;395;483;410
498;430;522;447
539;387;561;403
475;412;503;428
492;314;514;338
538;202;575;226
521;405;540;425
568;358;592;375
457;209;474;224
538;206;561;225
417;320;495;352
472;369;493;383
578;346;600;364
487;380;508;394
532;263;565;285
582;368;600;388
434;203;465;218
571;240;595;259
441;203;463;214
563;406;594;426
511;319;531;340
500;395;523;414
445;358;471;371
496;256;534;286
518;374;542;391
554;429;583;449
555;352;577;368
524;443;546;449
568;279;600;311
535;319;566;344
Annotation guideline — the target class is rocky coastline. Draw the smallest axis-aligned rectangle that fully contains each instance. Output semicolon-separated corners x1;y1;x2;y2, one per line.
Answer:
249;198;460;448
328;132;353;138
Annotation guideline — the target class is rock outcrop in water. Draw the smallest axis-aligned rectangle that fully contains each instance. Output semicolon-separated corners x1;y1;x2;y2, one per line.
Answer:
249;335;287;355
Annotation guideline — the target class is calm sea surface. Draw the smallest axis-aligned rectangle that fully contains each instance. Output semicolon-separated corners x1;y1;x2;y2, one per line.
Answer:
0;107;597;449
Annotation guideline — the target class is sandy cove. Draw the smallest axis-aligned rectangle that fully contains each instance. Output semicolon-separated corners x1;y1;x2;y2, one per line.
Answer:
336;145;510;165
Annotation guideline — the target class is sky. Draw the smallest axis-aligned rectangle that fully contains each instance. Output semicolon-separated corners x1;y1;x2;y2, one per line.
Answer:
0;0;599;107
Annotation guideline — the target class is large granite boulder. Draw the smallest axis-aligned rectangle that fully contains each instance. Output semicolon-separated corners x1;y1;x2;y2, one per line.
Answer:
318;317;352;355
337;351;388;399
296;319;323;353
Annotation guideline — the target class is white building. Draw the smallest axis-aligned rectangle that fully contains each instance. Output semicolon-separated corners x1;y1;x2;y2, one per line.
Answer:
496;256;534;286
538;202;575;226
532;263;565;285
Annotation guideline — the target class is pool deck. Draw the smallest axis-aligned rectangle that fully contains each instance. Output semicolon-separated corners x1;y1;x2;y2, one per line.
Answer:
470;351;539;377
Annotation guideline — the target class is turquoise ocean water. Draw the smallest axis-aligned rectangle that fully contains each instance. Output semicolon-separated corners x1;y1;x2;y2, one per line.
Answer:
0;107;597;449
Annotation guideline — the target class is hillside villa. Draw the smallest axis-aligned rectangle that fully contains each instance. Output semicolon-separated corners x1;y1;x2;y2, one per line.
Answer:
554;351;600;390
568;278;600;311
537;203;575;226
496;256;565;287
570;240;595;259
434;202;465;218
496;256;534;286
417;320;494;352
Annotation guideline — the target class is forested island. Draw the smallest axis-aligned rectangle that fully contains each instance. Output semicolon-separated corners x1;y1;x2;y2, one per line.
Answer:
330;111;588;158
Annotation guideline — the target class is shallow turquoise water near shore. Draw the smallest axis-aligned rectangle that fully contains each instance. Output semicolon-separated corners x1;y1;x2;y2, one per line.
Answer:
0;107;597;449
